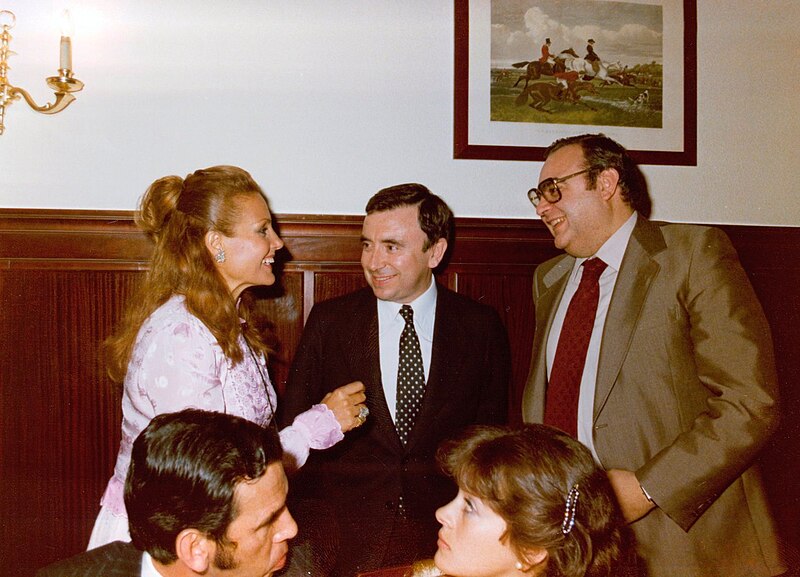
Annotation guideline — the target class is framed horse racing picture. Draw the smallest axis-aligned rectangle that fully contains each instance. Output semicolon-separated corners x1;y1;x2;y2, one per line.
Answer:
454;0;697;165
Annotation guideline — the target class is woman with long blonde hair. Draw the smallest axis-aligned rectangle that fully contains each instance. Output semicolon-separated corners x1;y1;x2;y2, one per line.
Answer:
88;166;367;550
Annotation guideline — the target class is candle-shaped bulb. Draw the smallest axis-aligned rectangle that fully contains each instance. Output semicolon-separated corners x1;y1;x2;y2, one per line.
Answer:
59;10;73;71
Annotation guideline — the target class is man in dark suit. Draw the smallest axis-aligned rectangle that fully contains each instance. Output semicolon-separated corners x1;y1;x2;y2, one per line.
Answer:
36;409;297;577
522;133;785;576
279;183;510;577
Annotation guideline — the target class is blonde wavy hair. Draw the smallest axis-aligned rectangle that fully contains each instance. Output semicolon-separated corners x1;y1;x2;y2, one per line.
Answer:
105;165;272;383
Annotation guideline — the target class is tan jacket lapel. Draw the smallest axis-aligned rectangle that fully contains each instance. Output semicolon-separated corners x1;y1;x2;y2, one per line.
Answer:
594;218;666;420
522;255;573;423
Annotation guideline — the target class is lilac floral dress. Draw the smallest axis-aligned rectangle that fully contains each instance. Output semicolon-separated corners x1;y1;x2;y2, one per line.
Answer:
87;295;342;549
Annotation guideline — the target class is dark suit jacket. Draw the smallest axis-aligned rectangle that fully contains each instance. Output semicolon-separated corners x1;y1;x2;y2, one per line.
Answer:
279;285;510;576
36;542;142;577
522;218;784;577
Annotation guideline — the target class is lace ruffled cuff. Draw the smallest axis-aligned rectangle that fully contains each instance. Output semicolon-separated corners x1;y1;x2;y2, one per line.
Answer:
292;403;344;449
98;476;127;516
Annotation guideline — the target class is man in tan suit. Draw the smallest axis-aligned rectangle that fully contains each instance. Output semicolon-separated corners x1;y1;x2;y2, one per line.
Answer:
522;134;786;576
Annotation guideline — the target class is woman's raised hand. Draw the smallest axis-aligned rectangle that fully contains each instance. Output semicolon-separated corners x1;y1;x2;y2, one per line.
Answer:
322;381;368;432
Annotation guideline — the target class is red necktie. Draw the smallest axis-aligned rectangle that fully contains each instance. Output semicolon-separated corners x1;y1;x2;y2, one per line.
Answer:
544;258;607;437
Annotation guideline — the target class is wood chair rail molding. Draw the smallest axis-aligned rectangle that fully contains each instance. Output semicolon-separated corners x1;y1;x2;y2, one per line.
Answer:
1;208;798;576
3;208;799;268
0;209;557;269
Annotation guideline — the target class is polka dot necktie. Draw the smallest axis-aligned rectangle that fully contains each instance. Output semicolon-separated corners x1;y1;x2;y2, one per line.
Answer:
396;305;425;445
544;258;607;438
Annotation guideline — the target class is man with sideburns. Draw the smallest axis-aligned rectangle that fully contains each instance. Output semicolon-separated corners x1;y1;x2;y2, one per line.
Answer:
37;409;297;577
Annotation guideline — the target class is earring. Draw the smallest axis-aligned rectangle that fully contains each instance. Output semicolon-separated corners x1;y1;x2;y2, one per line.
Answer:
515;561;524;571
215;248;226;263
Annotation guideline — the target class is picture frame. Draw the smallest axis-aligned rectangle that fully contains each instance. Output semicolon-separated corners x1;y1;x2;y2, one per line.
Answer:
454;0;697;165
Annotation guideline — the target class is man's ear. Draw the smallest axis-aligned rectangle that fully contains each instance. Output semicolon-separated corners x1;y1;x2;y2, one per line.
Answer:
427;238;448;269
597;167;621;202
175;528;212;573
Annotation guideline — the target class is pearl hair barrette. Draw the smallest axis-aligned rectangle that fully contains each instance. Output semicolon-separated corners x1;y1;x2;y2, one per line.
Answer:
561;483;580;535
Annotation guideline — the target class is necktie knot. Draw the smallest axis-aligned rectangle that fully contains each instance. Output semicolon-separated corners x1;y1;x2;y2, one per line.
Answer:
581;258;607;283
400;304;414;324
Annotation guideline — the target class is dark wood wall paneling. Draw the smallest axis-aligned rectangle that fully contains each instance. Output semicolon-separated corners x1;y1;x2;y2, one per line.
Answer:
1;209;798;575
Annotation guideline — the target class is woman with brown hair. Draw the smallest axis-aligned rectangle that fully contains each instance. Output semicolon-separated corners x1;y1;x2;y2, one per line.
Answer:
88;165;367;548
432;424;627;577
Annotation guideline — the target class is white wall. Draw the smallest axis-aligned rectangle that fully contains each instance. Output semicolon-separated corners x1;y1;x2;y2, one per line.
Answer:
1;0;798;225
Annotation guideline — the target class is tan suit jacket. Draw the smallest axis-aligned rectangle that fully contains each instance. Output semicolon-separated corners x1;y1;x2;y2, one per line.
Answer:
522;218;785;577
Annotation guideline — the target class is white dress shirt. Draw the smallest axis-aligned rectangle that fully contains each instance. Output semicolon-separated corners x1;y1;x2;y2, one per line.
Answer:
546;212;637;462
142;552;160;577
377;278;437;422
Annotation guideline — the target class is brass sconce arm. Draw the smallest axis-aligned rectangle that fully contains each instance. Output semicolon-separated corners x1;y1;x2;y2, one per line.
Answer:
7;73;84;115
0;10;84;134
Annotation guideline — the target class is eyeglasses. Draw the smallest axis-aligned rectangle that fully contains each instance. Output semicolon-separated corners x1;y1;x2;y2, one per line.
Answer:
527;168;592;206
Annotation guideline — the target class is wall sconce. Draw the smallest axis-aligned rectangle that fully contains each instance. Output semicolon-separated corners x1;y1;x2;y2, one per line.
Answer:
0;9;84;135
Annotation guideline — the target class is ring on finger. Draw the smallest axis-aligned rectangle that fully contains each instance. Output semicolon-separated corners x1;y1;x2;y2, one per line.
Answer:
358;405;370;420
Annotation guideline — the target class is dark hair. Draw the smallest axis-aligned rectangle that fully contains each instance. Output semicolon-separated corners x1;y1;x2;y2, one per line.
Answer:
438;424;625;577
365;183;454;252
105;165;272;382
125;409;284;564
545;134;651;217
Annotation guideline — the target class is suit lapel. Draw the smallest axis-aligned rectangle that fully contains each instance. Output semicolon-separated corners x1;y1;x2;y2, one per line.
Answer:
405;286;462;451
350;293;404;452
347;293;382;393
593;218;665;418
523;257;573;422
404;287;447;451
535;257;575;372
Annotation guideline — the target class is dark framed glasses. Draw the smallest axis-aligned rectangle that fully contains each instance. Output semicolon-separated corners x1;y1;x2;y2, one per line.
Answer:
527;168;592;206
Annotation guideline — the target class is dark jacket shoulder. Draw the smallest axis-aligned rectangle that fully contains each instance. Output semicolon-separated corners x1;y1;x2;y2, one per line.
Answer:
309;286;375;316
36;542;142;577
436;283;495;312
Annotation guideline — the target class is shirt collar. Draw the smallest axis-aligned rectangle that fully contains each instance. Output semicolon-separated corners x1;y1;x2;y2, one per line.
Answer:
142;553;161;577
573;211;637;278
377;277;438;337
